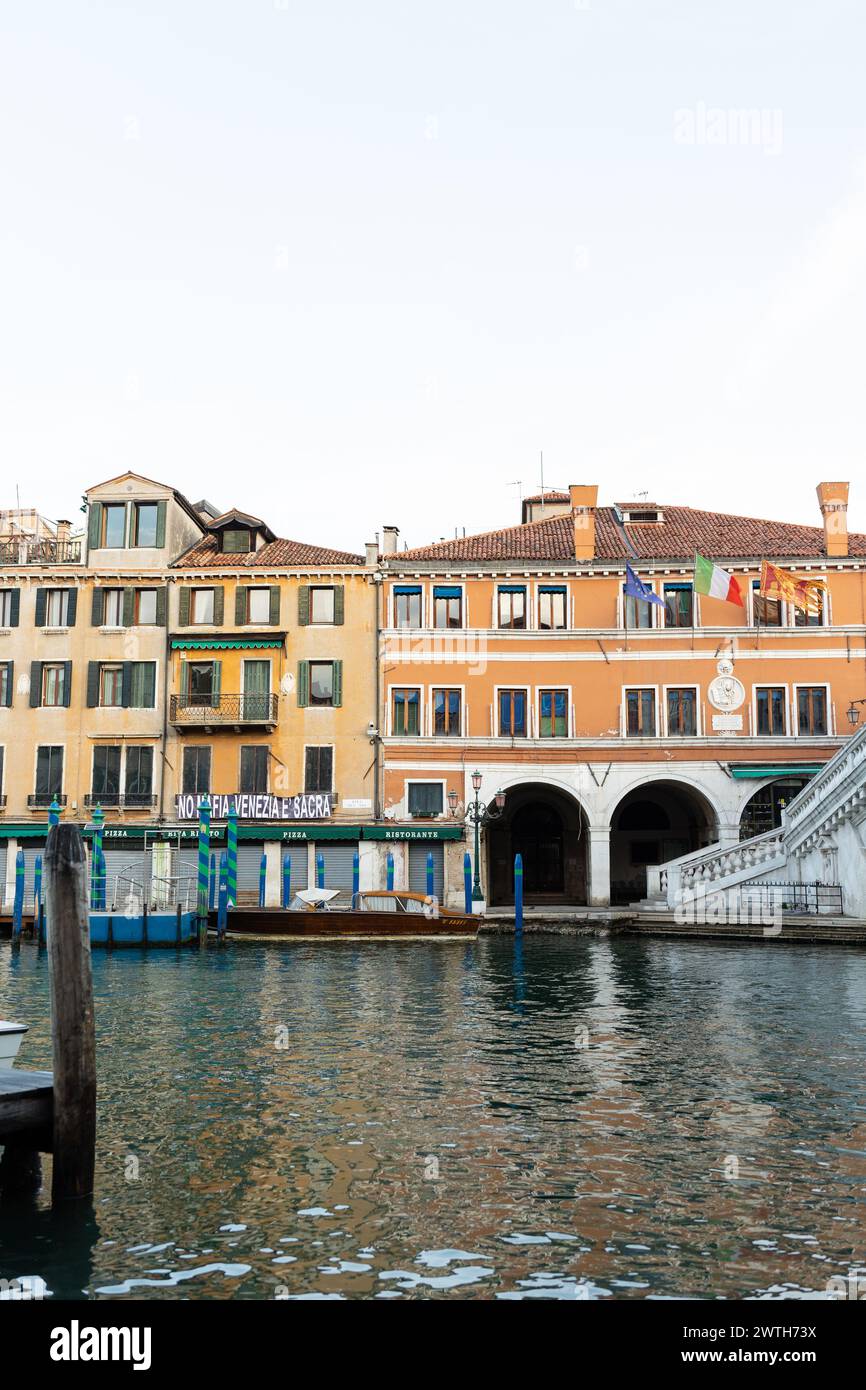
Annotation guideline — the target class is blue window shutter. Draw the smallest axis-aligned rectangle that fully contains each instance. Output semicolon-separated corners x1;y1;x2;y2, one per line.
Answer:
87;662;100;708
30;661;42;707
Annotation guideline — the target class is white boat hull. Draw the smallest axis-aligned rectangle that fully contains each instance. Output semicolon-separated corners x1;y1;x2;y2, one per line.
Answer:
0;1022;28;1067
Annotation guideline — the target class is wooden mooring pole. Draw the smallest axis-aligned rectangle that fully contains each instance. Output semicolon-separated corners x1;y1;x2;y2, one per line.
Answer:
45;823;96;1202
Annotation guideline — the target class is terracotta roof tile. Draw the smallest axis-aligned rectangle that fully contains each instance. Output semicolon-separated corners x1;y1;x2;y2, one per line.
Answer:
173;535;364;568
391;506;866;565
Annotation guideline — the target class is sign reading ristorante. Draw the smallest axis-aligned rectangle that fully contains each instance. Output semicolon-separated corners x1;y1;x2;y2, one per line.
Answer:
175;793;333;822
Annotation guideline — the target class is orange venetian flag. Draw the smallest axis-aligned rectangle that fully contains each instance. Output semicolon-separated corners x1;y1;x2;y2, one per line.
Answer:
760;561;827;615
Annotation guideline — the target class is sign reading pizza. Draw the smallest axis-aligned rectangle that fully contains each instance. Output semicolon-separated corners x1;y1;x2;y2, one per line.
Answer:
175;793;333;822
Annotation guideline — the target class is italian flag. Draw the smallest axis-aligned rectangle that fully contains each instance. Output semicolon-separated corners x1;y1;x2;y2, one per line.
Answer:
694;553;744;607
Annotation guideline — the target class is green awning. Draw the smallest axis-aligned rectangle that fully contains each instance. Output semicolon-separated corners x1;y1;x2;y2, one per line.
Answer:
363;825;464;841
730;765;823;779
0;825;49;839
171;638;284;650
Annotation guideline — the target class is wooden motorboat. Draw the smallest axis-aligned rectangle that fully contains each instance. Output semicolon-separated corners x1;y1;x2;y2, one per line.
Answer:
220;888;480;938
0;1021;28;1068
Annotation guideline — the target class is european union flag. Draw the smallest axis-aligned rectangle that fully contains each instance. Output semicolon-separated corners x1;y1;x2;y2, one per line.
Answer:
625;562;663;606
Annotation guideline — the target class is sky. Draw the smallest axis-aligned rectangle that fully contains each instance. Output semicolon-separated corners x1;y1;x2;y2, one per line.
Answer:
1;1;865;552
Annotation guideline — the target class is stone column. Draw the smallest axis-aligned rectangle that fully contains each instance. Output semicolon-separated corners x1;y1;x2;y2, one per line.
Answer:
263;842;282;906
587;826;611;907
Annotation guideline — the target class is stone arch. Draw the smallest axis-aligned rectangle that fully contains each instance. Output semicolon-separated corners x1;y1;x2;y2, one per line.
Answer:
486;781;589;907
608;778;720;905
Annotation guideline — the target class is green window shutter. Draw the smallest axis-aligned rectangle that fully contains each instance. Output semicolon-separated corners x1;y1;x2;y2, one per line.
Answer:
155;500;167;548
30;661;43;707
178;587;191;626
87;502;102;550
235;587;247;626
34;589;46;627
212;660;222;701
269;585;281;625
87;662;100;708
2;661;12;707
298;586;310;625
91;588;105;626
121;662;133;708
122;588;135;626
156;586;167;626
66;589;78;627
333;586;345;624
9;589;19;627
62;661;73;708
332;660;343;707
297;661;309;707
213;587;224;625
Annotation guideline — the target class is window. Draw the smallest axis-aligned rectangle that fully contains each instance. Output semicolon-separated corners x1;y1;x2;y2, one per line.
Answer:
623;586;653;629
667;687;697;736
395;586;422;628
499;688;527;737
797;686;828;736
100;665;124;707
794;594;825;627
433;688;461;736
182;746;211;795
664;583;693;628
433;587;462;629
42;664;67;707
136;589;158;624
35;746;63;799
186;662;216;707
625;689;656;736
310;661;335;706
752;581;782;627
102;589;124;626
498;586;526;629
102;504;127;548
246;588;271;623
128;662;156;709
0;664;10;706
191;589;215;624
538;586;567;630
92;746;121;802
305;746;333;793
310;587;336;624
0;589;17;626
540;689;568;737
392;688;420;736
132;502;159;547
407;782;444;817
223;528;251;553
240;745;269;794
755;687;787;736
125;746;154;804
45;590;72;627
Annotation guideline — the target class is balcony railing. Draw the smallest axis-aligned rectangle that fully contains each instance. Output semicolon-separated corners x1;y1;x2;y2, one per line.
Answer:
28;793;68;808
0;539;82;565
83;793;157;809
169;693;279;727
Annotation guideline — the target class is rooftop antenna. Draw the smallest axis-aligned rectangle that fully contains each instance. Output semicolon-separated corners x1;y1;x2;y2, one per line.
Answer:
539;451;544;507
509;480;523;505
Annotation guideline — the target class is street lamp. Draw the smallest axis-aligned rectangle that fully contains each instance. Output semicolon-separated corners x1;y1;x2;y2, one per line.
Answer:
464;770;505;904
847;699;866;728
447;788;459;814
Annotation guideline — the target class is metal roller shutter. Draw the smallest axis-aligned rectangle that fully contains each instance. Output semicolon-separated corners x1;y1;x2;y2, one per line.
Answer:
317;841;359;900
277;843;308;893
101;848;152;908
0;843;7;907
236;844;265;904
409;842;444;901
21;843;47;910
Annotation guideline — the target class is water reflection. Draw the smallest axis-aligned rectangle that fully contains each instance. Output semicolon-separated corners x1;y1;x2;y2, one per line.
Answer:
1;936;865;1300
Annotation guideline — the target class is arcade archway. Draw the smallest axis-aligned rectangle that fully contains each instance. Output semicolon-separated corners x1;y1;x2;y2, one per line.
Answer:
609;780;719;904
487;783;588;906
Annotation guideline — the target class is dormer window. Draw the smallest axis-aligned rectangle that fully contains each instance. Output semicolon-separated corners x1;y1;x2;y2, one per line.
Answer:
223;528;252;554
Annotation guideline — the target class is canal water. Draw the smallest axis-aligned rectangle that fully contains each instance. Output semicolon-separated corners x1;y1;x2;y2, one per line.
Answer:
1;936;865;1301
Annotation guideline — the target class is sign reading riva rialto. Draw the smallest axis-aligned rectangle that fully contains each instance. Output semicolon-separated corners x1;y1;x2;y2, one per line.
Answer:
175;793;333;822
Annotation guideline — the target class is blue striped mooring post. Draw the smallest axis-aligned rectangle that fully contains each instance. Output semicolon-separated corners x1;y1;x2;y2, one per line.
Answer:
463;851;472;915
48;797;62;828
386;850;394;891
12;848;25;942
91;803;105;909
209;852;216;911
197;796;211;942
259;852;267;908
352;849;360;905
96;847;107;912
217;850;228;941
426;850;435;900
226;802;238;908
33;854;43;934
282;854;291;908
514;852;524;935
316;851;325;889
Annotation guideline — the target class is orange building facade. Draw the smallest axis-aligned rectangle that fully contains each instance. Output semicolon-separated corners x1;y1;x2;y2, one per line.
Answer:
379;483;866;908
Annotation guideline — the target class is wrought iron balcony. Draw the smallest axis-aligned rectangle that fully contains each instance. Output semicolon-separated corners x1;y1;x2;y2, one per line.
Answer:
0;539;82;565
169;692;279;728
84;793;157;809
28;792;68;808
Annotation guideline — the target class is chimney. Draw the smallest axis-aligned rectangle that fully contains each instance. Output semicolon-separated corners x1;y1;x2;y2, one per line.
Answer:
365;540;379;568
55;520;71;542
816;481;849;557
382;525;399;555
570;484;598;560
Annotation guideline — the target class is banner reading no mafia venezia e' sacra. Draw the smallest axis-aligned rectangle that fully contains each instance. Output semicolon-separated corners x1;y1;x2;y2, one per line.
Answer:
175;793;333;821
